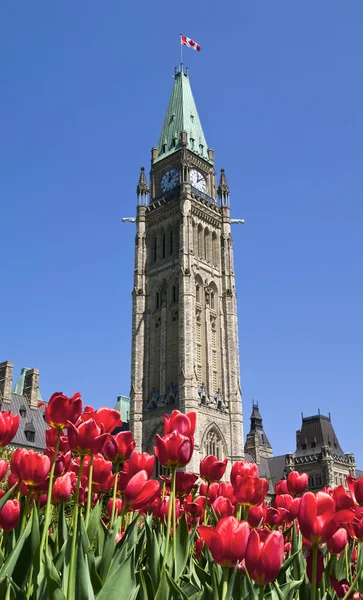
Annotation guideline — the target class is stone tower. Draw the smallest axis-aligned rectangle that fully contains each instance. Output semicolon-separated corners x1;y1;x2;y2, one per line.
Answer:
129;66;244;473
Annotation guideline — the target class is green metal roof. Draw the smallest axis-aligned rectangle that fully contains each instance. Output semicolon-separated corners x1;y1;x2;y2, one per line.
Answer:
154;69;212;164
115;395;130;423
12;368;44;403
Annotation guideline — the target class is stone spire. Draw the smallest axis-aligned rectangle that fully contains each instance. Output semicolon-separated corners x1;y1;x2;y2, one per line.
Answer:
244;402;273;462
136;167;149;203
154;68;211;164
217;168;230;205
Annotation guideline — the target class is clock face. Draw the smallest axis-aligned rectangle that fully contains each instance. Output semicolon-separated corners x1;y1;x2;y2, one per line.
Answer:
190;169;207;193
160;168;179;192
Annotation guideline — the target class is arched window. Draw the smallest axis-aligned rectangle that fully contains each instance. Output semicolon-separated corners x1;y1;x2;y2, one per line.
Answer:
153;236;157;263
204;229;211;262
172;282;179;303
198;225;204;259
212;232;219;267
196;284;200;304
210;290;215;310
162;231;166;259
156;291;160;310
204;428;224;461
193;221;198;255
169;228;173;255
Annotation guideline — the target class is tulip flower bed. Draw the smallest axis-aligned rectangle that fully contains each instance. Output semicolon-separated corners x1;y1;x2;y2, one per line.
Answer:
0;397;363;599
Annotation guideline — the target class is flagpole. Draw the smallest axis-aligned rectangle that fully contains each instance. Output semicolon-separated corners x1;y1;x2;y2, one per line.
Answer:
180;34;183;72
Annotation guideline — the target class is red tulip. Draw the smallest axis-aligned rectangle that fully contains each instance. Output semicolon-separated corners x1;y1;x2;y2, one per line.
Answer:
123;451;155;478
154;431;194;468
265;507;289;527
10;448;28;479
233;475;269;507
198;516;250;567
45;428;69;453
330;577;362;599
199;482;219;504
17;450;51;486
103;431;136;463
248;503;267;528
175;472;198;498
286;471;308;497
67;419;109;456
107;498;123;517
298;492;354;544
200;456;228;483
7;473;28;495
0;411;20;447
0;460;8;482
333;486;355;510
327;527;348;554
52;472;75;503
0;499;21;531
347;512;363;540
230;461;258;485
79;407;122;433
274;494;301;520
46;392;82;429
44;449;72;478
347;476;363;506
185;496;206;520
212;496;235;518
218;482;236;504
245;528;284;585
123;470;160;511
164;410;196;437
275;479;289;495
151;495;181;523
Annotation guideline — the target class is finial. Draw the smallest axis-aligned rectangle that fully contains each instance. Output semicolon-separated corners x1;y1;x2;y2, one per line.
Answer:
217;168;230;205
136;166;150;197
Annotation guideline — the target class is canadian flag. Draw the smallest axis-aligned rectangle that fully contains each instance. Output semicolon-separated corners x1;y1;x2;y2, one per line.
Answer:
180;35;201;52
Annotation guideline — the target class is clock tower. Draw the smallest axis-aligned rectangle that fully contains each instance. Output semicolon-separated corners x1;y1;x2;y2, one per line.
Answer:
130;66;244;473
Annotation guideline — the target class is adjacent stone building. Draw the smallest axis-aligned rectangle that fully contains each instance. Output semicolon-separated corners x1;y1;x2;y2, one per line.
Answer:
244;402;362;492
129;65;244;473
0;360;47;452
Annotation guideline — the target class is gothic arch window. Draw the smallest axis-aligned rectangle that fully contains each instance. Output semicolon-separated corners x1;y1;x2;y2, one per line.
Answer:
198;224;204;259
153;235;157;263
204;427;225;461
169;227;173;255
174;221;180;254
210;290;215;310
204;228;211;262
172;281;179;303
161;229;166;259
192;220;198;255
155;291;160;310
196;283;200;304
212;231;219;268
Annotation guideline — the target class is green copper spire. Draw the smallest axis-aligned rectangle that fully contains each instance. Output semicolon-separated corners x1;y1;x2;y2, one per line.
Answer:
154;68;212;164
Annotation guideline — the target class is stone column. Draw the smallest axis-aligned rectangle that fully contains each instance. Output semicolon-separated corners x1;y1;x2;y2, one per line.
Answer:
130;205;147;451
0;361;13;403
23;369;39;409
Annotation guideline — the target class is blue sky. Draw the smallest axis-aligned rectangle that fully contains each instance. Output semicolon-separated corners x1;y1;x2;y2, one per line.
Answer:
1;1;362;463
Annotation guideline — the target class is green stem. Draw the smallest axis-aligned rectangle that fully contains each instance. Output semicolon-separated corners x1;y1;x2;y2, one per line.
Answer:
172;468;177;569
242;504;249;521
67;455;85;599
341;542;363;600
203;481;210;525
221;568;229;600
310;543;318;600
85;455;94;529
20;489;32;532
236;503;242;520
259;584;265;600
161;476;166;501
39;428;61;559
110;463;120;526
162;466;176;571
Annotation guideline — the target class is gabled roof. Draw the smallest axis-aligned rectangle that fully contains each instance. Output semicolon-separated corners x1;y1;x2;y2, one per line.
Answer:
154;68;211;164
296;413;344;456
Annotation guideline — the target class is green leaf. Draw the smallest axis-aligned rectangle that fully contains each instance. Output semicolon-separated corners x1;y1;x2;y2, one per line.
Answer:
46;576;67;600
75;544;95;600
144;517;160;591
0;485;17;512
99;519;119;583
87;500;102;546
154;571;170;600
174;513;193;581
58;501;68;551
165;568;190;600
0;518;31;580
95;551;137;600
224;564;238;600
